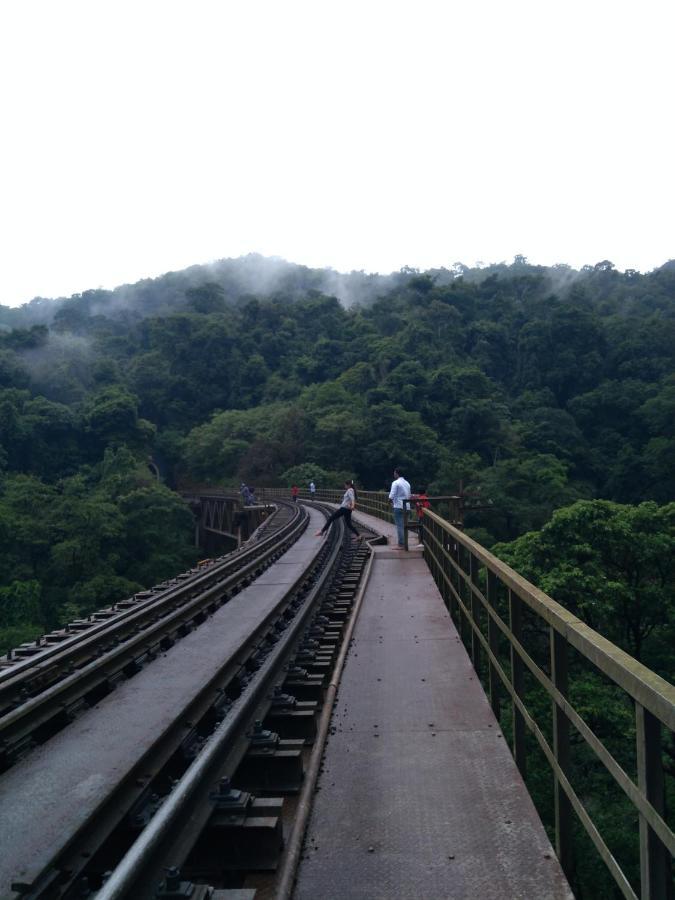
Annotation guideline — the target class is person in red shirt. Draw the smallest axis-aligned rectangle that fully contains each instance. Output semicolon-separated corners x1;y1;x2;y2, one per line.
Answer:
412;488;430;544
291;484;299;502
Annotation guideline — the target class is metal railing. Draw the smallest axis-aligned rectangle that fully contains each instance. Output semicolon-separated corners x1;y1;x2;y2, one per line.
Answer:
260;487;462;532
261;487;675;898
420;508;674;900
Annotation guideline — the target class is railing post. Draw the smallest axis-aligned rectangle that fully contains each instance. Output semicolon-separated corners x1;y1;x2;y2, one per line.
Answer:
486;570;501;722
636;703;670;900
440;525;452;617
508;589;526;777
441;531;462;624
455;543;466;641
551;629;573;881
469;553;481;674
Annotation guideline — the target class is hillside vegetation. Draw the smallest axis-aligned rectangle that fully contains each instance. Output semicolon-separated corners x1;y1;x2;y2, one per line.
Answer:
2;255;674;897
1;255;674;660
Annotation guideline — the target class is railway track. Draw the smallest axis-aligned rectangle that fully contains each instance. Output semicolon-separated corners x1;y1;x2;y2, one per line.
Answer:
0;501;301;770
0;501;380;900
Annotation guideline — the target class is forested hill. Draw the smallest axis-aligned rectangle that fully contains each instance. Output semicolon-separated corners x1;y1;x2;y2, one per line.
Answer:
1;255;675;671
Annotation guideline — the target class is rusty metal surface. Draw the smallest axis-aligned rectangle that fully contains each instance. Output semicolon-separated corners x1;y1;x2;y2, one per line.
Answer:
350;509;395;544
293;550;573;900
0;508;325;898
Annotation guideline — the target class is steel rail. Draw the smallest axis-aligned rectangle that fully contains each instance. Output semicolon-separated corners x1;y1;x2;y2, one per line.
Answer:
0;503;308;767
274;530;376;900
0;502;287;691
93;508;348;899
4;502;338;899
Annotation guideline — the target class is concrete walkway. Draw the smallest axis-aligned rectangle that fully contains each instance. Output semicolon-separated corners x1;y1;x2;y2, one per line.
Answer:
294;508;573;900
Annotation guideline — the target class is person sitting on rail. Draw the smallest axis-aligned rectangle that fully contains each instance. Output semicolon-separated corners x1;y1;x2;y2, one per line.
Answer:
315;480;361;540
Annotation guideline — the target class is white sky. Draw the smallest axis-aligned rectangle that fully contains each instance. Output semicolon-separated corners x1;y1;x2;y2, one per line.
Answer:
0;0;673;307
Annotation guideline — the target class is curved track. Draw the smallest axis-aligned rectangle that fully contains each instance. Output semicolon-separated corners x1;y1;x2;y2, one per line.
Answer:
0;501;380;900
0;502;306;769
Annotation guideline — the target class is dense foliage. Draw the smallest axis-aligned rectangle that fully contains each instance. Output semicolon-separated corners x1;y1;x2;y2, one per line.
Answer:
2;256;675;642
0;446;197;652
1;253;674;896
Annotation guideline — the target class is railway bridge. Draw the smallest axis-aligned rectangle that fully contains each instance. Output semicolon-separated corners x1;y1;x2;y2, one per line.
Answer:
182;491;271;553
0;491;673;900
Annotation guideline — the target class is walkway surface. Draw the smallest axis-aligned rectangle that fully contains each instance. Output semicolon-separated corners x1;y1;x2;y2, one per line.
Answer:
294;508;573;900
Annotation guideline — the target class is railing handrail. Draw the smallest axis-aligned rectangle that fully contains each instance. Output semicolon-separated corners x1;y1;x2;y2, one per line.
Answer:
418;506;674;900
422;508;675;729
259;485;674;898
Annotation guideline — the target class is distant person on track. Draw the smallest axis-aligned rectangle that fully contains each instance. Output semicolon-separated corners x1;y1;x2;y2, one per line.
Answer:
309;480;316;498
315;480;361;540
389;467;411;549
291;484;299;502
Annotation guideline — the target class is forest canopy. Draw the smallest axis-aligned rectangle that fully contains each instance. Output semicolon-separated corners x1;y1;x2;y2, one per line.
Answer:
1;254;675;659
2;254;673;899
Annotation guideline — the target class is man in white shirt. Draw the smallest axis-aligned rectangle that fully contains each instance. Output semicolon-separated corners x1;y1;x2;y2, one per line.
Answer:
389;467;411;549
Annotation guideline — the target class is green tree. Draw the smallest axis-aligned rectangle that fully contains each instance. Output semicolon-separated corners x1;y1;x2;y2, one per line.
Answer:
495;499;675;667
186;282;226;314
84;387;154;453
474;453;580;541
357;402;441;488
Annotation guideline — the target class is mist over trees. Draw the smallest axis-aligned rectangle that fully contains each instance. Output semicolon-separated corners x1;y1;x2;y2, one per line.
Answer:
1;254;675;657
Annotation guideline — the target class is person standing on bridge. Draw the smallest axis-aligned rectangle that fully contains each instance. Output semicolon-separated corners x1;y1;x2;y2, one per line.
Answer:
315;480;361;540
389;467;411;549
291;484;299;502
309;480;316;498
412;486;430;545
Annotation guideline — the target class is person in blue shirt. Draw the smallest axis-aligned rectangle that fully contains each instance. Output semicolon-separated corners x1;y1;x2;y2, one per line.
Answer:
389;467;411;549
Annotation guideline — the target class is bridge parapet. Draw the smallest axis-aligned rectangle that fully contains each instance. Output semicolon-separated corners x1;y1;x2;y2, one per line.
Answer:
262;487;675;899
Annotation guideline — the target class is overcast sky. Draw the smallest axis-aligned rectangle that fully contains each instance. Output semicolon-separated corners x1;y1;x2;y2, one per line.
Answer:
1;0;673;307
